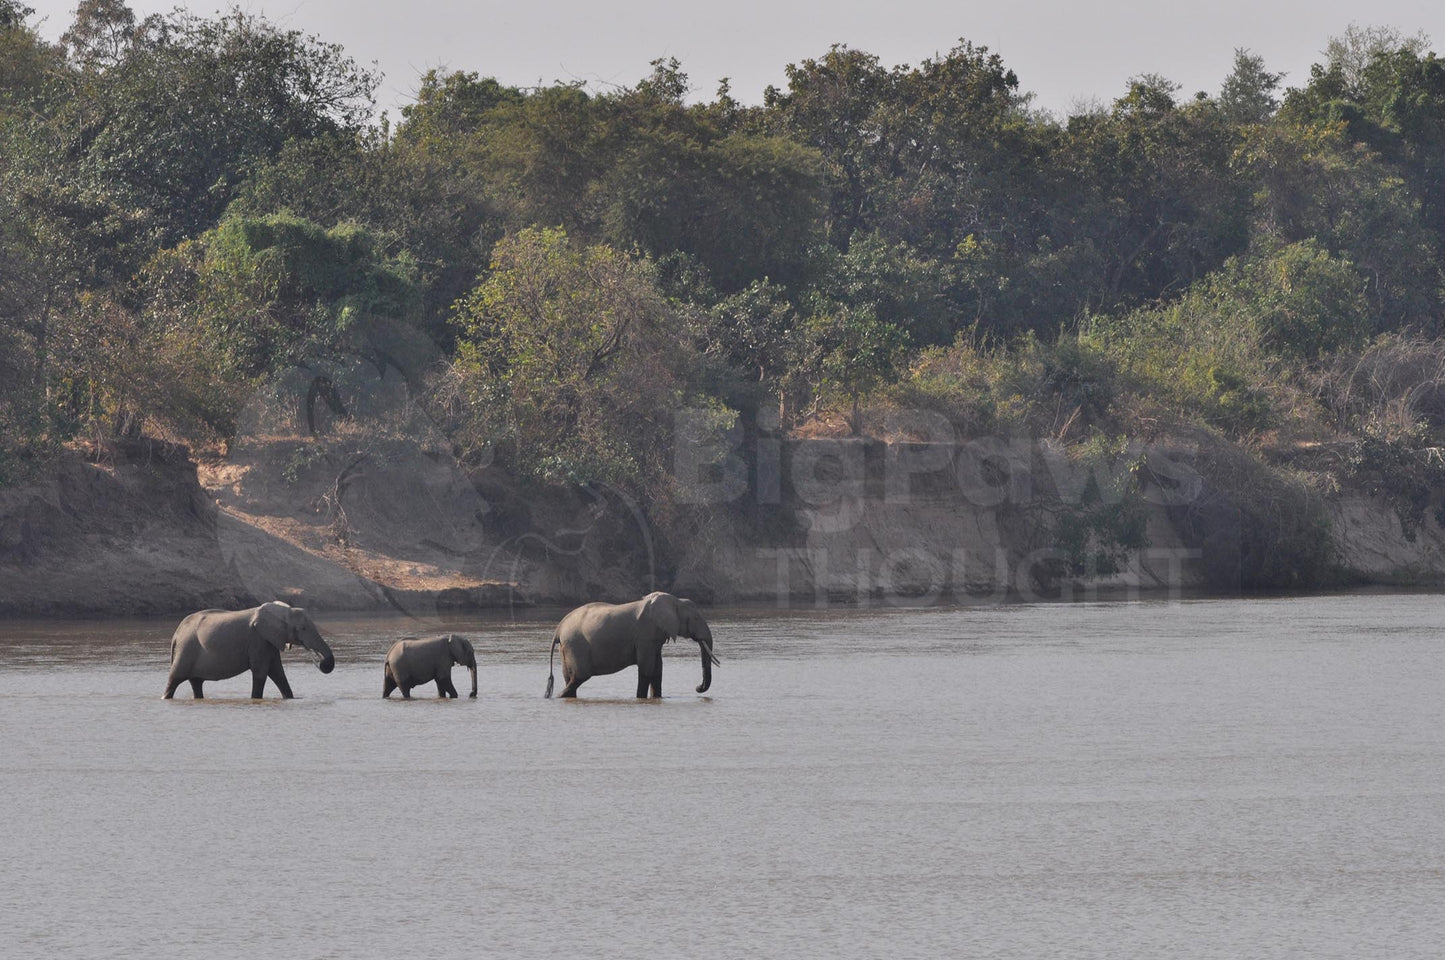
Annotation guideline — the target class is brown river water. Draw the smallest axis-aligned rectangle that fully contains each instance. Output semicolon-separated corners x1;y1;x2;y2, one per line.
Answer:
3;593;1444;958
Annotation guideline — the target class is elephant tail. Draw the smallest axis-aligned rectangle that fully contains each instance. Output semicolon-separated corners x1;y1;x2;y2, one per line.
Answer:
544;634;559;698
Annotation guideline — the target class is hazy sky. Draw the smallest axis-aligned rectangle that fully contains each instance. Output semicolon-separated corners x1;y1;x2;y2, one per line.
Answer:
23;0;1445;117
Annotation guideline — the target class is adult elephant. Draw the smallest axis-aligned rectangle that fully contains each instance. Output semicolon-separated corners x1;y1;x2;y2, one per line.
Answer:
163;601;335;699
383;634;477;699
545;591;718;699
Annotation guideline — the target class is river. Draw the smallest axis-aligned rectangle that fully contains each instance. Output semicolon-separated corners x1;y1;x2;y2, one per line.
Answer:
2;593;1443;958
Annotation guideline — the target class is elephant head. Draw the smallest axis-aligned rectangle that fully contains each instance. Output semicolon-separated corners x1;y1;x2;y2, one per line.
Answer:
251;601;335;674
447;633;478;698
641;592;719;693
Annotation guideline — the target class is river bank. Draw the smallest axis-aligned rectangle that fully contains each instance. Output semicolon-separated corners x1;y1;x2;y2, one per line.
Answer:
2;428;1443;619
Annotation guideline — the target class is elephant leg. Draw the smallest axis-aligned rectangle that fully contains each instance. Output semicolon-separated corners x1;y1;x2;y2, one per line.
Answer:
268;657;295;699
164;673;182;699
383;668;397;699
189;678;205;699
637;647;663;699
438;676;458;699
558;660;583;698
400;685;412;699
251;668;268;699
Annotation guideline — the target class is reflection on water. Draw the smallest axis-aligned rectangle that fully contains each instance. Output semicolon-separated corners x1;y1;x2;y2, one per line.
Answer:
3;594;1445;958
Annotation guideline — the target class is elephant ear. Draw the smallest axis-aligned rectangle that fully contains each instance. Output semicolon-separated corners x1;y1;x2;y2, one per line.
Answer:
250;602;292;652
288;606;308;643
678;598;704;634
641;592;681;637
448;634;473;664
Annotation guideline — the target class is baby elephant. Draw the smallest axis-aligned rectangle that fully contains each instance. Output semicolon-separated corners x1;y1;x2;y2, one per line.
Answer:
383;634;478;699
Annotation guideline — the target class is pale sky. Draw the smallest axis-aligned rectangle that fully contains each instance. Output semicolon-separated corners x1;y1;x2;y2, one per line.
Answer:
23;0;1445;118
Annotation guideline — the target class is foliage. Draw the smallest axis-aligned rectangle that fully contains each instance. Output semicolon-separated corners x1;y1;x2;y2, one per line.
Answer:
1344;427;1445;536
893;332;1120;438
801;307;908;431
1245;240;1372;356
702;280;803;388
37;6;378;249
0;1;34;29
1239;122;1442;327
448;227;704;491
9;10;1445;591
147;212;421;381
1218;48;1284;126
0;2;52;117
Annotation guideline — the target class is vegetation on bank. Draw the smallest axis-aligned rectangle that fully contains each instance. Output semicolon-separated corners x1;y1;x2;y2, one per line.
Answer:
5;2;1445;587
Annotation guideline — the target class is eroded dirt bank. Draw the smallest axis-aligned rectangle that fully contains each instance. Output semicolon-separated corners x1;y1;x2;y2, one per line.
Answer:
3;431;1445;618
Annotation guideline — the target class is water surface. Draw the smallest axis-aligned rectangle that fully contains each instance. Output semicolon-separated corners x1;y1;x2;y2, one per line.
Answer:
3;594;1444;958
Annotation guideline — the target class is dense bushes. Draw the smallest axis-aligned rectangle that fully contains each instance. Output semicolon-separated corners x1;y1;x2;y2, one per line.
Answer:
444;227;703;492
4;3;1445;591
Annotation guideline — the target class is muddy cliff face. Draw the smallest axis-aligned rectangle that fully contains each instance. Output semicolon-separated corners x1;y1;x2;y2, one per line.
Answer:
0;440;248;616
2;435;1443;617
1330;496;1445;583
669;437;1208;604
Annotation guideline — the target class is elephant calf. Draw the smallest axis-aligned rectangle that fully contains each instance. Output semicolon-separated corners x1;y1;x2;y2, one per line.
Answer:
383;634;478;699
164;601;335;699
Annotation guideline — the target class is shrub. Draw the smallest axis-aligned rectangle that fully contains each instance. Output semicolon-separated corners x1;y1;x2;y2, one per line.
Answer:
448;226;717;496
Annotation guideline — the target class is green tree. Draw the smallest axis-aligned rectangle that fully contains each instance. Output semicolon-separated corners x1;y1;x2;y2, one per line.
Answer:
449;227;696;488
1218;48;1284;125
1321;24;1430;99
46;7;378;247
1238;121;1442;327
801;306;907;433
764;41;1029;253
457;60;826;290
61;0;136;69
395;69;524;146
478;83;604;233
121;213;425;443
1244;240;1373;357
704;280;801;386
1282;28;1445;241
0;1;50;113
0;0;34;28
230;127;501;350
809;232;957;345
1058;75;1249;308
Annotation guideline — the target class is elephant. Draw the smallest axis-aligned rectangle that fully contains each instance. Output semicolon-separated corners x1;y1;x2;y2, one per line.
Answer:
545;591;718;699
164;601;335;699
383;634;477;699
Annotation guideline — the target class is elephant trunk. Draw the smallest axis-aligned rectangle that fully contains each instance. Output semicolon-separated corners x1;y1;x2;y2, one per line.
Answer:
695;634;717;694
310;637;336;674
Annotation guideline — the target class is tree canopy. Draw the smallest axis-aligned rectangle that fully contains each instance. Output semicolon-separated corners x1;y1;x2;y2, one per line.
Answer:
6;3;1445;521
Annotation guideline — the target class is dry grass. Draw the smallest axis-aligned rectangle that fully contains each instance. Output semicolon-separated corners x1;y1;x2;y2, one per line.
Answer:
1314;335;1445;438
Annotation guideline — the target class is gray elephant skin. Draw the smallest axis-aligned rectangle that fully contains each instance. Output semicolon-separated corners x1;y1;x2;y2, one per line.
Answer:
164;601;335;699
545;591;719;698
383;634;477;699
